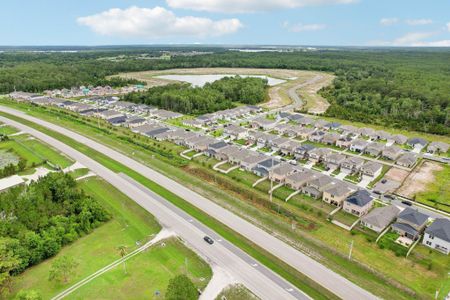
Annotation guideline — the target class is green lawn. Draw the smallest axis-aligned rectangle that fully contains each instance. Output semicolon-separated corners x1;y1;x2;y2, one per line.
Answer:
2;99;448;300
68;168;90;179
11;177;161;299
216;284;257;300
0;139;43;167
332;210;359;226
0;124;20;135
415;164;450;213
377;231;408;257
67;238;212;300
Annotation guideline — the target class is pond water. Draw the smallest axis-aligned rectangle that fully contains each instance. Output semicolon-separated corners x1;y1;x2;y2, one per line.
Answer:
156;74;286;87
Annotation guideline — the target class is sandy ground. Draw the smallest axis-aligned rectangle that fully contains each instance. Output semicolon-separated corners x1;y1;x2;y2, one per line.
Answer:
200;265;237;300
384;167;410;182
116;68;334;111
397;161;443;198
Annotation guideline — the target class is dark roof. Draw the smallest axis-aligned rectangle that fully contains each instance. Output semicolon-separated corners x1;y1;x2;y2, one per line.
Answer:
327;122;341;128
288;114;304;121
398;208;428;226
297;144;316;152
407;137;427;146
425;218;450;242
392;222;419;236
279;112;291;118
107;116;127;124
126;117;146;124
346;190;372;207
209;141;228;150
145;127;170;137
61;100;76;106
251;166;269;176
258;158;281;169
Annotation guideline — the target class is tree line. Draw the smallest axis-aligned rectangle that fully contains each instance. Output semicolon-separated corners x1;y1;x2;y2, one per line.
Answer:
122;76;268;114
0;173;110;295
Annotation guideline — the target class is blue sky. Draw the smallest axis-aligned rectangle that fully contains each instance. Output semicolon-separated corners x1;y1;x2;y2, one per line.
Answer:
1;0;449;46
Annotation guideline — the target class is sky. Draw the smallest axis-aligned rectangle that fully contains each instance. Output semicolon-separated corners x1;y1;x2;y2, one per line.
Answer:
1;0;450;46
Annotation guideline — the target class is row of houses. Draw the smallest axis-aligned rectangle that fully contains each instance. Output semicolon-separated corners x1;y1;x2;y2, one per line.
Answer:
361;206;450;255
182;105;263;128
43;84;144;99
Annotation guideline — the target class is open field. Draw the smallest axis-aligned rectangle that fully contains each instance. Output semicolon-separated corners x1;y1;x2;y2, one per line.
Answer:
67;238;212;300
413;163;450;212
0;124;20;135
297;74;334;114
11;176;162;299
216;284;259;300
115;68;334;111
2;99;450;299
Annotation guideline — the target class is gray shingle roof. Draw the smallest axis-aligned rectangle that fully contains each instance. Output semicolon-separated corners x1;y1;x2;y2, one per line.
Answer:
425;218;450;242
398;208;429;226
346;190;372;207
361;205;400;229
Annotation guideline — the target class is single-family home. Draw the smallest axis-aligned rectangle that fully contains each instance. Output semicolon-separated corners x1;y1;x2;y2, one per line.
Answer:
224;124;248;140
297;127;316;139
427;141;449;155
340;125;360;137
396;153;418;168
423;218;450;255
270;137;291;151
287;113;304;123
303;175;335;199
407;137;428;150
107;115;127;126
382;145;403;161
359;127;376;138
252;158;281;177
182;119;204;129
285;170;317;190
308;130;326;143
294;144;316;160
336;136;353;149
349;139;369;153
279;140;302;156
298;117;315;126
322;182;354;207
94;109;123;120
343;190;373;217
324;122;341;130
308;147;333;163
251;117;278;131
212;145;240;161
151;109;183;120
392;208;428;240
389;134;408;145
240;152;268;171
360;205;400;233
206;141;229;158
125;116;147;128
313;119;329;129
269;163;298;183
323;153;346;170
374;130;392;141
341;157;365;174
322;132;340;145
364;142;385;157
360;161;383;178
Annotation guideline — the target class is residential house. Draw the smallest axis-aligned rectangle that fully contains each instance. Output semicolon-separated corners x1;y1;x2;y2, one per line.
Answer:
313;119;329;129
240;152;268;171
392;208;428;240
107;115;127;126
297;127;316;139
323;153;346;170
396;153;418;168
94;109;123;120
382;145;403;161
360;205;400;233
340;125;360;137
341;157;365;174
294;144;316;160
125;116;147;128
285;170;317;190
343;190;373;217
349;139;369;153
190;136;217;152
145;127;171;141
322;132;340;145
287;113;304;123
279;140;301;156
269;163;298;183
113;101;136;112
182;119;204;129
336;136;353;149
298;117;314;126
360;161;383;178
303;176;335;199
324;122;341;130
308;147;333;163
252;158;281;177
206;141;229;158
407;137;428;150
322;183;354;207
269;137;291;152
364;142;385;157
359;127;375;138
247;131;266;145
374;130;392;141
423;218;450;255
308;130;326;143
151;109;183;120
213;145;241;161
224;125;248;140
251;117;278;131
389;134;408;145
427;141;449;155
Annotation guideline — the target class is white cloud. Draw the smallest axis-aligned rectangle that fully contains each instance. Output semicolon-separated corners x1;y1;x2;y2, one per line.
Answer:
380;18;398;26
405;19;433;26
393;32;435;45
411;40;450;47
283;21;326;32
166;0;357;13
447;22;450;32
369;31;449;47
77;6;242;39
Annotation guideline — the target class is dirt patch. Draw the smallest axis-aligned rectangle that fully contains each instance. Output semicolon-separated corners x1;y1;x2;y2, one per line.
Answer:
397;161;443;198
384;167;410;182
299;74;334;114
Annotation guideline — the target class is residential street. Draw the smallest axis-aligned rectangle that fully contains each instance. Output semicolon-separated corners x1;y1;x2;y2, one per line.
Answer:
0;105;378;300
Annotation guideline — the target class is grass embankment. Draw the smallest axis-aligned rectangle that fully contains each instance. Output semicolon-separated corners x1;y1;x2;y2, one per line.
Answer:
11;177;162;299
2;99;449;299
415;164;450;213
0;105;337;300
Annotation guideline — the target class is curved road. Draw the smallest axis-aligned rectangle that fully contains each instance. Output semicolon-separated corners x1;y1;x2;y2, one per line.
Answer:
0;105;378;300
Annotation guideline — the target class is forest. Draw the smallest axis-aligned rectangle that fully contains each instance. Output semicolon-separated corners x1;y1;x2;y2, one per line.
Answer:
0;173;110;286
122;76;268;114
0;48;449;134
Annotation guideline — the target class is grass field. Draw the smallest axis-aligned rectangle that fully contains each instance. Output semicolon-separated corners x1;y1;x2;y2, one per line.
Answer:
216;284;258;300
0;124;20;135
415;164;450;213
11;176;162;299
2;99;450;299
67;238;212;300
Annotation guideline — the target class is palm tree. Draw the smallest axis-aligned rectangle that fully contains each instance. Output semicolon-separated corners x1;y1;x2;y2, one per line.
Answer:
117;245;128;275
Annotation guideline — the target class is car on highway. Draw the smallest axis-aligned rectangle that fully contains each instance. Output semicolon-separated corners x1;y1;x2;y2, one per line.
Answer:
203;236;214;245
401;200;412;206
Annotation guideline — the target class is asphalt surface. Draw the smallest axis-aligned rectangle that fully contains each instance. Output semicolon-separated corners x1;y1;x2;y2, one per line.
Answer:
0;106;379;300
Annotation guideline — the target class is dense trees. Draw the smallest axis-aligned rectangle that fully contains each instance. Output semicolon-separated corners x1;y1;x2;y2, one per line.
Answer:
1;48;449;134
165;275;198;300
0;172;110;283
122;76;268;114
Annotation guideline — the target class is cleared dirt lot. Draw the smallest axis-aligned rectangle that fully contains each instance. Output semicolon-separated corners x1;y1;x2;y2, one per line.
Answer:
115;68;334;111
397;161;443;198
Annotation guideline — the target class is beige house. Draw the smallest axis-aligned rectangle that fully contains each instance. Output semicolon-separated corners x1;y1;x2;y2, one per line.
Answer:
343;190;373;217
322;183;354;207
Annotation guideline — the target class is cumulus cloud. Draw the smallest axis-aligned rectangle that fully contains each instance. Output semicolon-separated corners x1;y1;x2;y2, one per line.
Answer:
370;31;449;47
393;32;436;45
77;6;242;38
380;18;398;26
166;0;357;13
283;21;326;32
405;19;433;26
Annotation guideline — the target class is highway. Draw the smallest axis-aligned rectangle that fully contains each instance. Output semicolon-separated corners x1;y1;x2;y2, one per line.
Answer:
0;105;378;300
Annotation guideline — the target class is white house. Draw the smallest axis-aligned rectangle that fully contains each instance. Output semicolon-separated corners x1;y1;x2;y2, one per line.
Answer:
423;218;450;255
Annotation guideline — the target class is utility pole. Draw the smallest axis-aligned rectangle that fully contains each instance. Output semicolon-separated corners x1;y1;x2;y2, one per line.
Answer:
348;240;354;260
269;158;273;202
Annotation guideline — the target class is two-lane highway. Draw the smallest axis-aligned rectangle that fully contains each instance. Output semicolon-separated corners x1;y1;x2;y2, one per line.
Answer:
0;105;378;300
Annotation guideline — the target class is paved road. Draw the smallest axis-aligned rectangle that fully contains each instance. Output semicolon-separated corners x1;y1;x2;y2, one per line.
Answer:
0;114;304;300
0;106;378;300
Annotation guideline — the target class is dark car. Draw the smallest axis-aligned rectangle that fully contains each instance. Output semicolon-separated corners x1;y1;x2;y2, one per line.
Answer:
384;194;396;200
203;236;214;245
401;200;412;206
